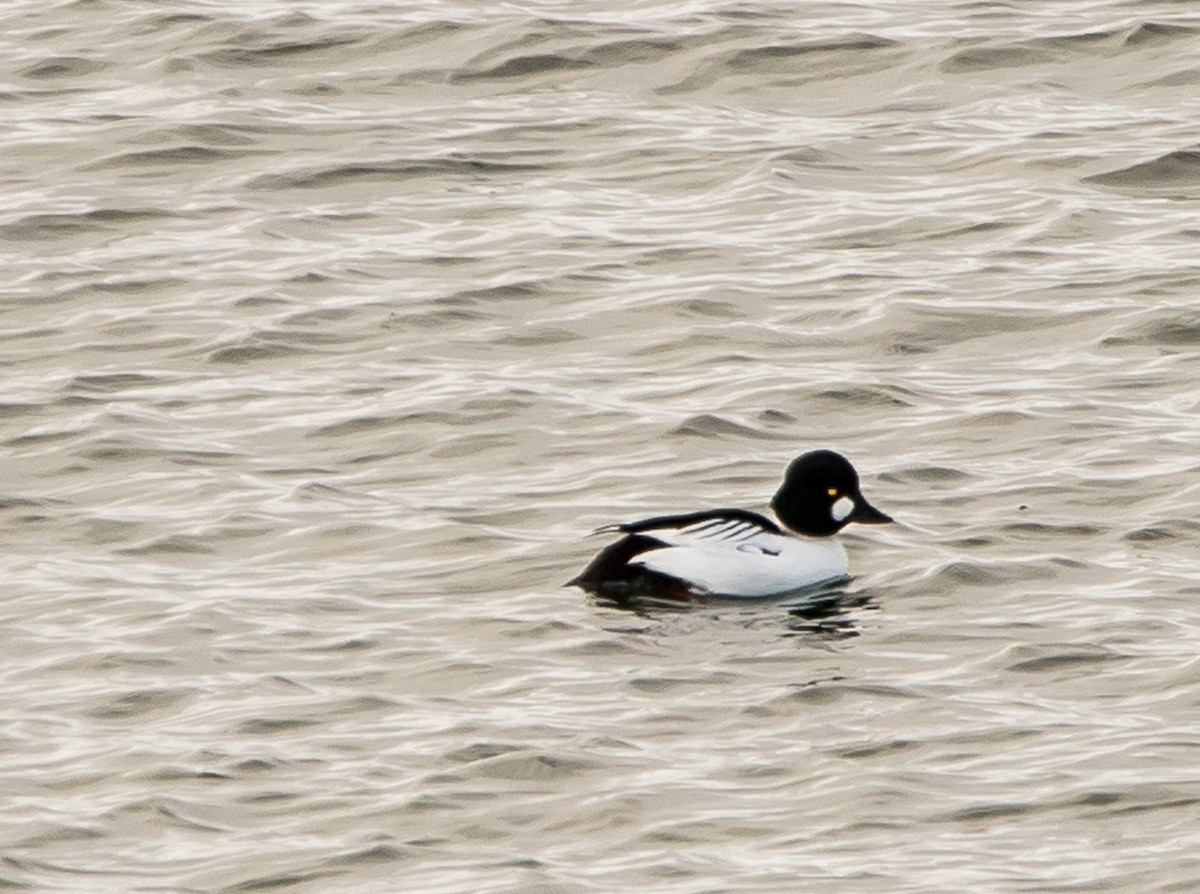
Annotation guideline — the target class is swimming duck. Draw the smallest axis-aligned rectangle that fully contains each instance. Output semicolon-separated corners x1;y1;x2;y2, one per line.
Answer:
570;450;891;600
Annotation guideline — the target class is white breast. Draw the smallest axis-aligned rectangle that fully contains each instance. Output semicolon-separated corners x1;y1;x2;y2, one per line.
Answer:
630;519;848;597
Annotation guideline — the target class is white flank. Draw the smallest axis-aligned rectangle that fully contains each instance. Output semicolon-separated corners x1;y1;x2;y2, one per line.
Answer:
630;521;849;597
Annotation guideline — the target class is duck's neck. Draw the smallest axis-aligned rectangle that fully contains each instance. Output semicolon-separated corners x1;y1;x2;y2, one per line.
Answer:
771;493;840;538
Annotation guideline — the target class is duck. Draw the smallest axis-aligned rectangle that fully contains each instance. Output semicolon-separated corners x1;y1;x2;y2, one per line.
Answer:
570;450;891;600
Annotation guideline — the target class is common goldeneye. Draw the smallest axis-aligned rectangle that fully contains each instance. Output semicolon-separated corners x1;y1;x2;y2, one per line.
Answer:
570;450;891;600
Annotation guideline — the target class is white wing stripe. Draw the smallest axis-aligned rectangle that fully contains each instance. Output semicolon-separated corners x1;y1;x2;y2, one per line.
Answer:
650;517;782;551
717;523;752;540
677;518;777;541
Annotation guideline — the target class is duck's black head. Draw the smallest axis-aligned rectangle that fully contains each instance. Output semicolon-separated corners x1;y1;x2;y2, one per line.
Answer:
770;449;892;537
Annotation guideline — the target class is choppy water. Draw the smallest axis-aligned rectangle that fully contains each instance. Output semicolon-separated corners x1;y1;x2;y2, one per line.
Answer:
3;1;1200;891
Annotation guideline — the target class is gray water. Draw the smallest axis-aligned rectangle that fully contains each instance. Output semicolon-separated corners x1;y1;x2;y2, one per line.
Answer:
3;1;1200;892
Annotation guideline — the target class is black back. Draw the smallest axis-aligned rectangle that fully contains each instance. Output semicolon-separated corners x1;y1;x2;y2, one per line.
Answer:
610;507;781;536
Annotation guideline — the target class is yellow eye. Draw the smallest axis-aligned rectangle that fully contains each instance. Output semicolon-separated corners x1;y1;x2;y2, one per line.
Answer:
827;488;838;497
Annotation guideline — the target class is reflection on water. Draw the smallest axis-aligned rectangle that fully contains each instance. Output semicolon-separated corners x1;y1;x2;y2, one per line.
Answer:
592;578;875;638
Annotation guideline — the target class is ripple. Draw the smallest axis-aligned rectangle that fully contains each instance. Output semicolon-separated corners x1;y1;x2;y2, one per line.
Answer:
1101;312;1200;347
20;56;109;79
4;3;1200;893
94;146;256;167
670;414;778;440
249;156;551;190
83;688;195;720
1084;148;1200;191
201;36;366;68
1003;643;1124;674
1123;22;1198;46
0;209;177;241
940;45;1057;73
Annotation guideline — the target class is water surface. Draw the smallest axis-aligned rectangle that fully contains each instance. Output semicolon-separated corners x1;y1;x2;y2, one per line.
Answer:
3;2;1200;892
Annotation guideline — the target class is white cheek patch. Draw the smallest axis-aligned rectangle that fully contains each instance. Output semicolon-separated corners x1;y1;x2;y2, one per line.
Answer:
832;496;855;522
